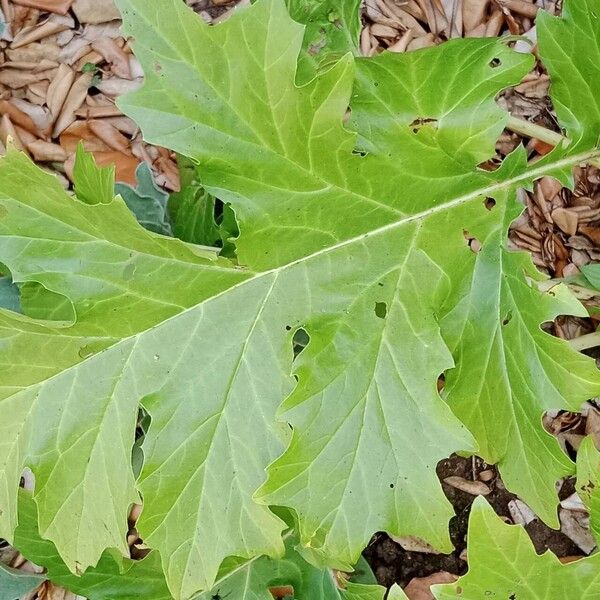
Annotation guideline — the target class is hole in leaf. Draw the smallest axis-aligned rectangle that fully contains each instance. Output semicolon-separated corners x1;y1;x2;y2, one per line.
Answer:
374;301;387;319
502;312;512;326
389;483;394;489
409;116;438;134
352;149;368;157
292;327;309;359
484;197;496;210
269;586;295;599
463;230;482;253
489;57;502;68
19;468;35;492
437;374;445;393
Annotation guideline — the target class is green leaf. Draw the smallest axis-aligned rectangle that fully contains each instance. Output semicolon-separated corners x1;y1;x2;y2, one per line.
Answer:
576;435;600;544
0;0;599;598
73;143;115;205
0;149;246;583
117;0;599;566
198;540;385;600
581;263;600;290
432;496;600;599
13;489;173;600
168;156;238;251
15;489;384;600
115;162;172;236
0;563;45;600
0;276;20;313
387;585;408;600
537;0;600;150
286;0;362;82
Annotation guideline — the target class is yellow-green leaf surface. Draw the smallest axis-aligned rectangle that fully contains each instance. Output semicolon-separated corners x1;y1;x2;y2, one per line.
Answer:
73;143;115;206
14;490;384;600
0;0;599;598
576;435;600;544
286;0;362;82
433;497;600;599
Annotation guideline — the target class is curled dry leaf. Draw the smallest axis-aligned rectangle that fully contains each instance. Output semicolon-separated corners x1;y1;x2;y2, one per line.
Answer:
388;535;438;554
443;476;491;496
0;114;27;153
72;0;121;24
0;99;38;135
52;71;92;136
462;0;488;33
11;0;75;14
508;498;537;526
405;572;458;600
47;63;75;120
91;37;132;79
552;207;579;236
11;14;73;48
28;139;67;162
88;119;130;151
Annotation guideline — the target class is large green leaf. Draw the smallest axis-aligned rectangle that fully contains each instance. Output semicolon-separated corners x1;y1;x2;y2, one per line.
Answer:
119;0;599;566
0;0;599;598
432;497;600;599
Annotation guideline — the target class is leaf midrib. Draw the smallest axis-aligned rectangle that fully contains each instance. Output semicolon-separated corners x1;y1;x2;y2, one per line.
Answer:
10;147;600;399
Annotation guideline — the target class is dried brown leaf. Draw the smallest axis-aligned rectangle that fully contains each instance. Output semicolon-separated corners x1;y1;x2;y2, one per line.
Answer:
443;476;491;496
405;572;459;600
72;0;121;24
52;71;92;136
11;0;74;14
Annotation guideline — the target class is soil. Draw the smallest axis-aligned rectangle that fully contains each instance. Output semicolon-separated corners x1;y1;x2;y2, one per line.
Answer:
363;454;583;588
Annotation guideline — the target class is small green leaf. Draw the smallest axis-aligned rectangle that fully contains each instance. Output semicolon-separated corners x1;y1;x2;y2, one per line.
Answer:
286;0;362;82
0;562;45;600
73;143;115;205
581;264;600;290
387;585;409;600
433;496;600;599
0;276;20;313
115;162;172;236
168;156;224;247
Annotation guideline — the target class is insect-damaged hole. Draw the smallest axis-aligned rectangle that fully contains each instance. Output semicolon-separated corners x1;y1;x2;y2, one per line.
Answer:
374;301;387;319
409;116;438;134
19;467;35;492
269;586;295;599
463;230;482;253
437;373;445;393
292;327;310;359
502;312;512;326
489;57;502;68
484;197;496;210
